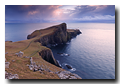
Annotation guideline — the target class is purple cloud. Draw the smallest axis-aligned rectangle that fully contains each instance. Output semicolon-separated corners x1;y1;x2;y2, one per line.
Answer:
5;5;115;23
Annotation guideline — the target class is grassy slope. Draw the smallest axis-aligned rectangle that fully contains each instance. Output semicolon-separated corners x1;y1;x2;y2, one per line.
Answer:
5;27;64;79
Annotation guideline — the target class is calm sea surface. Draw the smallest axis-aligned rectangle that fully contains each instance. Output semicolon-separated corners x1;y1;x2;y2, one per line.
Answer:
5;23;115;79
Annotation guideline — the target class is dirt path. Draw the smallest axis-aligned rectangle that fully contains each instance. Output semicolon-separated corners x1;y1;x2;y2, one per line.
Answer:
21;31;42;51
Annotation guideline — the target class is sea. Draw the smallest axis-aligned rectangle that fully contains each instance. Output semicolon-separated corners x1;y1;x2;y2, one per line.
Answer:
5;23;115;79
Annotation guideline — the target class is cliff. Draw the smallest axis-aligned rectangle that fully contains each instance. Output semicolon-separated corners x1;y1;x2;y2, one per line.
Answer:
39;48;61;67
67;29;81;40
27;23;81;46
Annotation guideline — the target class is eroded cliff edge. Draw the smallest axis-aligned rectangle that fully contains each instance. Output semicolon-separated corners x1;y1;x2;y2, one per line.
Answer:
27;23;81;68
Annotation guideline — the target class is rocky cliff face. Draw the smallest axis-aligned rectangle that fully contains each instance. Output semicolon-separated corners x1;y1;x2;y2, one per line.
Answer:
39;23;67;46
67;29;82;40
39;48;61;67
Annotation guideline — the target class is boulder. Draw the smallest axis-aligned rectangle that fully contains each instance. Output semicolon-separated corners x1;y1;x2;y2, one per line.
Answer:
30;57;33;65
15;51;24;57
5;62;10;68
29;65;34;71
66;64;72;69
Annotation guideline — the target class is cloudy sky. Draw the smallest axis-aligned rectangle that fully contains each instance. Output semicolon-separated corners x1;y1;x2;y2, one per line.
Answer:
5;5;115;23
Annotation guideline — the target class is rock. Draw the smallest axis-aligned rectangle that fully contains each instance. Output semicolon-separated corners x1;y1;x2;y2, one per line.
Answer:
39;68;44;71
5;71;8;75
57;53;70;56
29;65;34;70
39;70;43;74
33;68;38;72
28;57;45;72
66;64;72;69
12;60;15;62
5;62;10;68
45;69;51;72
5;71;19;79
69;76;76;79
30;57;33;65
57;71;82;79
67;29;82;41
15;51;24;57
72;73;82;79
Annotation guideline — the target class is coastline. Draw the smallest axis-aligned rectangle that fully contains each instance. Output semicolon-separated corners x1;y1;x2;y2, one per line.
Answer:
5;23;82;79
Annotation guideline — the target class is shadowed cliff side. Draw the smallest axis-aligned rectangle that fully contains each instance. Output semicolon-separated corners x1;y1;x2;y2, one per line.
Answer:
67;29;81;40
39;48;61;67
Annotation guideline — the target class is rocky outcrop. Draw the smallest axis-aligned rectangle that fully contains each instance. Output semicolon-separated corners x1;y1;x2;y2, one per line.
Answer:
5;62;10;68
39;49;61;67
5;71;19;79
57;71;82;79
27;57;53;73
67;29;82;41
66;64;72;69
15;51;24;57
27;57;82;79
38;23;67;46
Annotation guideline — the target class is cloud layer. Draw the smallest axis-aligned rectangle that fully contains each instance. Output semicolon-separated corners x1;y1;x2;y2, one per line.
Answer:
5;5;115;23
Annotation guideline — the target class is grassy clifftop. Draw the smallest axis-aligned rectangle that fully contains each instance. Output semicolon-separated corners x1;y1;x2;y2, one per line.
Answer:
5;40;64;79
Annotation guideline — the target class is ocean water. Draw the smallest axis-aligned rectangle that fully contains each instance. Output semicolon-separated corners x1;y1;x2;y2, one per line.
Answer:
5;23;115;79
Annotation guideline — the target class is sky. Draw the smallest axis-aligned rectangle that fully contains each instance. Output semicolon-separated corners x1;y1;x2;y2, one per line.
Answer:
5;5;115;23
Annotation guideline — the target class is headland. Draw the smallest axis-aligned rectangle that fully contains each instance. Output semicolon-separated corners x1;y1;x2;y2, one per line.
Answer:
5;23;82;79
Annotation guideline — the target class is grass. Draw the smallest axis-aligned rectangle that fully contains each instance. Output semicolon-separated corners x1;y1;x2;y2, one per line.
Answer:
5;41;64;79
5;28;64;79
67;29;76;32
